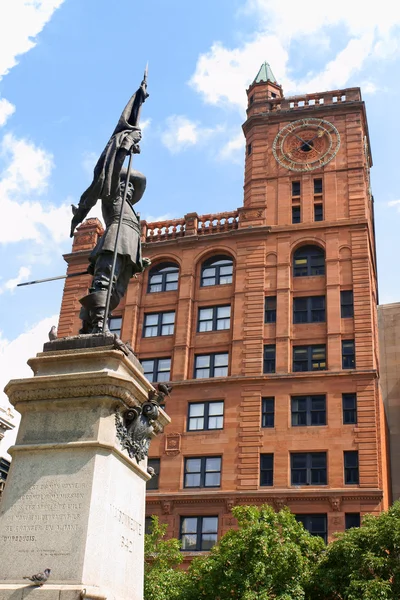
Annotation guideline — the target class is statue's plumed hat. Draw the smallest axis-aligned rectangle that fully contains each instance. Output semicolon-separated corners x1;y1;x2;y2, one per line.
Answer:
120;167;139;186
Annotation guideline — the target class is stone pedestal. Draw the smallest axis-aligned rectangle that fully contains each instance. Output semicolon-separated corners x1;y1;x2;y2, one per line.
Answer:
0;338;169;600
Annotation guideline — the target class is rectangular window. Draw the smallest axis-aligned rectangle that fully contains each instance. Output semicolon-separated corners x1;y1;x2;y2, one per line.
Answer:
141;357;171;383
292;181;301;196
291;395;326;426
314;179;323;194
291;452;327;485
262;397;275;428
198;306;231;332
341;291;354;318
344;451;359;484
247;143;252;155
184;457;221;488
292;206;301;224
293;345;326;372
188;401;224;431
293;296;325;324
145;516;153;535
263;345;276;373
342;340;355;369
342;393;357;424
143;312;175;337
194;353;229;379
180;516;218;551
345;513;361;529
260;453;274;486
271;92;277;98
108;316;122;336
296;514;327;543
146;458;160;490
265;297;277;323
314;204;323;221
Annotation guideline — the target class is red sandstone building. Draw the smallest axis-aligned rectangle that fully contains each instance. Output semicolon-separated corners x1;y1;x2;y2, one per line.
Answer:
58;63;390;557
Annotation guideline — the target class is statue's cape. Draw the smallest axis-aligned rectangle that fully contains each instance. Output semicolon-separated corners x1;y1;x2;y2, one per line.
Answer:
79;86;146;209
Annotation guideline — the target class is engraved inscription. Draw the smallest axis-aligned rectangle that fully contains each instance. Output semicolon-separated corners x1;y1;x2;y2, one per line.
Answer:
109;503;142;536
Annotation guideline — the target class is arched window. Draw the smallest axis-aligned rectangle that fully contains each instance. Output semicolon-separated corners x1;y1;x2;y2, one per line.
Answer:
201;255;233;287
293;245;325;277
148;262;179;293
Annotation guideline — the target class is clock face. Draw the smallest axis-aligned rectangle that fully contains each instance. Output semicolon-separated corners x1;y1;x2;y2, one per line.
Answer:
272;118;340;172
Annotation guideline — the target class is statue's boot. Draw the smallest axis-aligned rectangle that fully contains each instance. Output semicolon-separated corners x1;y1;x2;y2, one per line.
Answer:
79;291;109;334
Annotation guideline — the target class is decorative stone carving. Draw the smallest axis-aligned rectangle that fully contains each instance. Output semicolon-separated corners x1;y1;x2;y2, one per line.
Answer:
329;497;342;512
226;498;236;512
162;500;173;515
115;397;161;462
164;432;181;456
273;497;287;512
240;209;263;220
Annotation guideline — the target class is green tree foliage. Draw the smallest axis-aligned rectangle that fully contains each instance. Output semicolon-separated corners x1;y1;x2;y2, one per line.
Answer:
184;504;325;600
307;501;400;600
144;516;187;600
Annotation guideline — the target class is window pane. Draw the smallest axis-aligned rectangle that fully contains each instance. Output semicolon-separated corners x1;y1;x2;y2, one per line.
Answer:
196;355;211;368
185;474;201;487
196;368;210;379
149;274;162;284
217;319;230;330
158;358;171;371
209;402;224;415
202;278;216;286
199;321;213;332
201;534;217;550
189;404;205;417
217;306;231;318
161;324;174;335
202;517;218;533
206;457;221;471
165;281;178;291
181;517;198;534
145;314;159;326
157;371;170;382
166;271;179;282
202;268;216;278
208;416;223;429
214;354;228;367
186;458;201;472
220;266;233;276
162;312;175;324
189;417;204;430
292;454;307;468
199;308;213;321
205;472;220;486
141;360;154;372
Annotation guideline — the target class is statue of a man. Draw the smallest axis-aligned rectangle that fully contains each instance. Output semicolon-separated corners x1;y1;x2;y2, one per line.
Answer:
70;79;149;334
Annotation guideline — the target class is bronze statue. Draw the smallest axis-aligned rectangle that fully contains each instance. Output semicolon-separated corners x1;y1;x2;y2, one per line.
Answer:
70;69;150;334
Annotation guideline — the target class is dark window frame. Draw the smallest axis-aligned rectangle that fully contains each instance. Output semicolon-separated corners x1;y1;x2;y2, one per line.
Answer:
187;401;224;432
143;311;175;337
265;297;277;323
197;305;231;333
345;513;361;530
293;245;325;277
260;453;274;486
148;262;179;293
108;315;122;337
291;395;326;426
180;516;218;551
342;393;357;424
314;204;323;222
342;340;356;369
247;143;252;156
292;206;301;224
341;290;354;318
263;345;276;373
291;452;327;486
262;397;275;428
140;357;171;383
184;456;222;488
293;296;326;324
296;514;327;543
200;255;233;287
314;178;323;194
344;451;359;484
293;345;327;372
194;353;229;379
292;181;301;196
146;458;160;490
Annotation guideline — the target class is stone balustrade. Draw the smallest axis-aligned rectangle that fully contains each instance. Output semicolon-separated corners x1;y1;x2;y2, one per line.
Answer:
141;210;239;242
250;88;362;114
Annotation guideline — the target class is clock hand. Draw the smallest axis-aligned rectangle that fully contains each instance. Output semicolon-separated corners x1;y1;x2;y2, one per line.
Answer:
295;130;324;152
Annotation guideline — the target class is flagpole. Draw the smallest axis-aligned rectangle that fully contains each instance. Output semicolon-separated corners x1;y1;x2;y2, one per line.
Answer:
102;65;148;333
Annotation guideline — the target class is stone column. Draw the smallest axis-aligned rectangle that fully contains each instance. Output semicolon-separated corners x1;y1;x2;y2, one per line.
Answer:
0;335;170;600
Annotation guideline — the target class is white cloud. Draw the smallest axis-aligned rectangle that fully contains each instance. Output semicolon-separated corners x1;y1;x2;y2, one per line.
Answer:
0;133;70;244
0;98;15;127
161;115;223;153
388;200;400;212
218;132;245;163
0;0;65;80
141;118;151;133
0;266;31;295
0;314;58;459
189;0;400;112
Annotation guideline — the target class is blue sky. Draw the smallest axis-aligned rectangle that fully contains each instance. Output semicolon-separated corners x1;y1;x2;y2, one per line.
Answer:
1;0;400;453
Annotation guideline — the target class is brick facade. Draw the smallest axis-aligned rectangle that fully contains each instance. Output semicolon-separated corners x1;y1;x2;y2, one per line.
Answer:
58;70;389;558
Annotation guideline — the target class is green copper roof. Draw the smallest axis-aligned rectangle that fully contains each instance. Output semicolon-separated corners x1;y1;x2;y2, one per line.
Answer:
254;61;277;84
